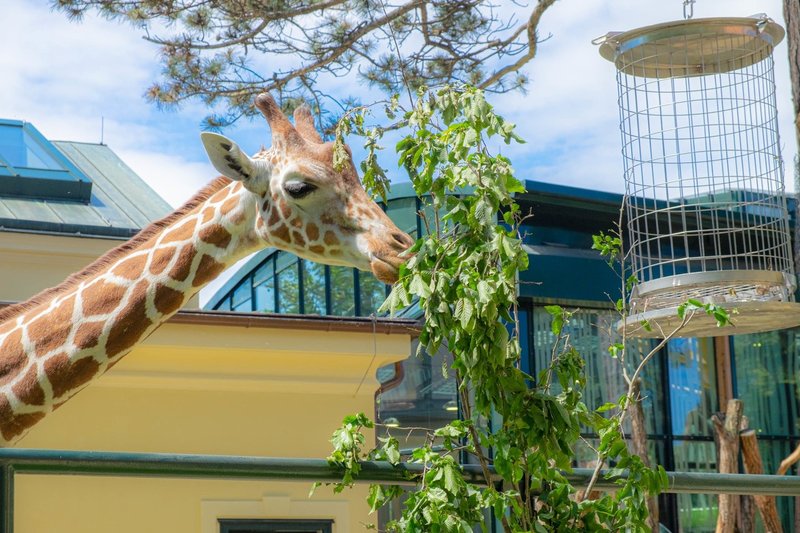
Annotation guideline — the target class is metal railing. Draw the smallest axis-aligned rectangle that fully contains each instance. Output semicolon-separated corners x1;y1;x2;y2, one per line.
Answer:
1;448;800;532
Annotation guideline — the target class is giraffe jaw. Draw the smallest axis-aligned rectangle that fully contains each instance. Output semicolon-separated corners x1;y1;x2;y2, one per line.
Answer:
369;255;403;284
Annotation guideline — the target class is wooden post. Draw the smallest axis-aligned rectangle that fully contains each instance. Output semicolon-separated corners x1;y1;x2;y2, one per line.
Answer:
740;430;783;532
630;378;659;530
736;417;755;533
712;399;744;533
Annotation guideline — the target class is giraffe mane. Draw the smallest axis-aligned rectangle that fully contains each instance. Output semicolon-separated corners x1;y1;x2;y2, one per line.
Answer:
0;176;233;323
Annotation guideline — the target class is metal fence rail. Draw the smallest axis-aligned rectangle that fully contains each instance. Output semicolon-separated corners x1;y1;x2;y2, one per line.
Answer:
1;448;800;532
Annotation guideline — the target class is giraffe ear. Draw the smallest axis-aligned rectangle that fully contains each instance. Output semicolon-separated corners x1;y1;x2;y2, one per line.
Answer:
200;132;259;183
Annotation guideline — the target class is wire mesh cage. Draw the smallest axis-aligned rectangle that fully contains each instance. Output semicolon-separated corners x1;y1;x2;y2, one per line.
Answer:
598;15;800;338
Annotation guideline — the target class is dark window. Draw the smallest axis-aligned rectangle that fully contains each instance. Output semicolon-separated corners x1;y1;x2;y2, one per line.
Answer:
219;519;333;533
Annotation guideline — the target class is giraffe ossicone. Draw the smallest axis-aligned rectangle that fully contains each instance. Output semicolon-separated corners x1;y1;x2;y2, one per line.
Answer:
0;93;413;446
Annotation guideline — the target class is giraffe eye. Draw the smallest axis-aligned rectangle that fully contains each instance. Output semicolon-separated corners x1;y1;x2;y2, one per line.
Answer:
284;181;318;200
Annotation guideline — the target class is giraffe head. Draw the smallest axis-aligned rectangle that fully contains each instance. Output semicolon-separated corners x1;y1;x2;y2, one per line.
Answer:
201;93;413;283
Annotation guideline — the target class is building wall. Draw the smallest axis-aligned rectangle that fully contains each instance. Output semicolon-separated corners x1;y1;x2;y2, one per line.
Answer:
12;322;409;533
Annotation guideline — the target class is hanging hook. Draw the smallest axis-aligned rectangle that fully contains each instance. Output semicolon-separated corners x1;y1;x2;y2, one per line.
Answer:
683;0;695;20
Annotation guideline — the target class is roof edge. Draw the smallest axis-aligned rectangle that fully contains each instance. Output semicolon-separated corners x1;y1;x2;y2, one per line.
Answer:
0;302;419;337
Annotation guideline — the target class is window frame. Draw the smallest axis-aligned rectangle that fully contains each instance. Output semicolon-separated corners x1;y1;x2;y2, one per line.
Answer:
218;518;334;533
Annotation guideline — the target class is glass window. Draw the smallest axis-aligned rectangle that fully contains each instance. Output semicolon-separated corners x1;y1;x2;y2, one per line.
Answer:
673;440;718;531
231;280;252;312
275;252;300;314
732;330;797;436
668;338;717;437
359;272;387;316
302;261;327;315
329;266;355;316
253;259;276;313
0;123;61;170
376;342;458;450
215;296;232;311
532;307;663;434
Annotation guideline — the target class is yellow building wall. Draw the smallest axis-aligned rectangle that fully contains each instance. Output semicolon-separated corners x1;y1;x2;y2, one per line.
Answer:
0;232;410;533
2;245;411;532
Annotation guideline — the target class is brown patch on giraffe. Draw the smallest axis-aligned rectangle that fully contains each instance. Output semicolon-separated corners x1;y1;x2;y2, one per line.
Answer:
292;231;306;247
199;224;232;249
272;224;291;243
0;395;45;442
209;187;231;204
324;231;340;246
161;219;196;244
106;286;153;357
148;246;176;276
201;207;216;224
169;245;198;283
192;254;226;288
309;245;325;254
82;279;126;316
279;200;292;219
320;214;335;225
329;249;342;257
289;216;303;229
220;195;239;216
13;365;45;406
44;352;101;399
307;223;319;241
154;284;185;315
0;328;26;386
267;206;280;226
110;254;147;280
28;294;76;357
257;218;265;229
73;320;105;350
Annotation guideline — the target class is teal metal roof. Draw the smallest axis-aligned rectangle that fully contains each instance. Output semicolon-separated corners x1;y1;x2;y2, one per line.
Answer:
0;131;171;238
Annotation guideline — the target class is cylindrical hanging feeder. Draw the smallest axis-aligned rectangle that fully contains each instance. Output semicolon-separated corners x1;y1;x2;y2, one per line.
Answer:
598;15;800;338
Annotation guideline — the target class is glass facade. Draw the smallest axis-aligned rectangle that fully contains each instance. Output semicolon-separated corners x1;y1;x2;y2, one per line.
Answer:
213;250;389;317
207;186;800;531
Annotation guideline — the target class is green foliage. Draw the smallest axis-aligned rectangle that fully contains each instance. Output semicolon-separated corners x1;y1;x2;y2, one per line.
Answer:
325;86;669;532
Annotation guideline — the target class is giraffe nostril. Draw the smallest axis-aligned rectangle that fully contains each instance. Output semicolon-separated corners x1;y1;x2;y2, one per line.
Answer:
392;232;414;250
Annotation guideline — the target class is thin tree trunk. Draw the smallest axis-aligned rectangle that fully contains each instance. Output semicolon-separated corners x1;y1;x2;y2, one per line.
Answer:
741;430;783;532
629;378;659;530
712;399;744;533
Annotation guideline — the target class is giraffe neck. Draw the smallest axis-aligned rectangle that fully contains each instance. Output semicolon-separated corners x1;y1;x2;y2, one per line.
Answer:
0;179;260;445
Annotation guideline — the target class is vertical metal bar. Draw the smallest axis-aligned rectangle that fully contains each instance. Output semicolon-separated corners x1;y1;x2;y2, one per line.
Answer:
659;343;678;532
324;265;332;316
353;269;361;316
297;259;305;315
0;465;13;533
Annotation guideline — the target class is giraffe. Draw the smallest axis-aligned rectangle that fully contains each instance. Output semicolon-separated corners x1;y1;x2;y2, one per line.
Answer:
0;93;414;446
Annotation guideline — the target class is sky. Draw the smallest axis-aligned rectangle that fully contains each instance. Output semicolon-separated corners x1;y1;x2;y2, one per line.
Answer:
1;0;795;301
